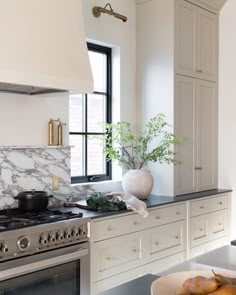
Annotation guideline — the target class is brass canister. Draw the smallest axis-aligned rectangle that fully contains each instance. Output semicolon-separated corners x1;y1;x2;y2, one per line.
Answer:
58;121;63;146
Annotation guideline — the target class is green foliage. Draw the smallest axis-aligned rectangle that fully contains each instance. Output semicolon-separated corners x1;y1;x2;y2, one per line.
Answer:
86;192;126;212
103;113;183;169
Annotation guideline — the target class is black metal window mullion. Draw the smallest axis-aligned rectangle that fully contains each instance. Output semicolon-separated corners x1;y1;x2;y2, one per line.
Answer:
70;42;112;184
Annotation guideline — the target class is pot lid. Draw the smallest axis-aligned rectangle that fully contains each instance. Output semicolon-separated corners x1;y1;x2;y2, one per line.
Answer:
15;190;52;200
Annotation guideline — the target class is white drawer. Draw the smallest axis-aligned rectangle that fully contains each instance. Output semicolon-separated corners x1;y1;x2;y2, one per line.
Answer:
146;203;186;228
92;231;145;281
146;252;185;275
91;214;145;242
191;215;208;247
146;220;186;261
93;266;146;295
190;195;228;217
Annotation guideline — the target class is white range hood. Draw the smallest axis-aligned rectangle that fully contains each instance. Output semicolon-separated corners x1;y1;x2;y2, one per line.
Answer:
0;0;93;95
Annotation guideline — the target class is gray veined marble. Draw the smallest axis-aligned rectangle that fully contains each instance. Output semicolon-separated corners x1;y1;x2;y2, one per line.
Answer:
0;146;95;209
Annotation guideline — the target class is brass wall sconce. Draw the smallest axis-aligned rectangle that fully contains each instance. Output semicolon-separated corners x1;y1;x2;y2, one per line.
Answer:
92;3;127;22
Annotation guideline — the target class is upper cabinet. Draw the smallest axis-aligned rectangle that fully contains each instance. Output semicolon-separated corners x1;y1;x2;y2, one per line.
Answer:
175;0;218;82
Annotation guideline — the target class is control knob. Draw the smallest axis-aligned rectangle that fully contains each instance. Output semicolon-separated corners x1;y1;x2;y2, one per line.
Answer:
0;243;9;254
18;236;30;251
39;234;48;246
71;227;79;238
79;226;87;237
56;231;64;241
64;230;72;240
48;233;56;243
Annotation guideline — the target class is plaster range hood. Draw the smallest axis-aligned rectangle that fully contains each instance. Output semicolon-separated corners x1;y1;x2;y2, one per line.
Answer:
0;0;93;95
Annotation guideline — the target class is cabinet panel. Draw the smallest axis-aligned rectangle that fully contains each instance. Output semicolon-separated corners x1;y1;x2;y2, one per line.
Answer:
197;7;218;81
208;210;228;239
93;266;146;295
174;75;197;195
91;214;145;242
175;0;218;82
175;0;196;76
92;232;145;281
197;80;217;191
191;215;208;247
147;252;185;275
147;220;186;261
147;203;186;228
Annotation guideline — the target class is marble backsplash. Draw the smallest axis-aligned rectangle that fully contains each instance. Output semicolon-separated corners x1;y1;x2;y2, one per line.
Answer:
0;146;96;209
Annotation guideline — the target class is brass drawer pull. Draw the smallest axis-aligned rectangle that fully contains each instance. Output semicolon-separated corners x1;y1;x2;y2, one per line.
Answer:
218;202;223;205
200;206;204;209
175;236;179;239
200;228;203;232
218;223;222;226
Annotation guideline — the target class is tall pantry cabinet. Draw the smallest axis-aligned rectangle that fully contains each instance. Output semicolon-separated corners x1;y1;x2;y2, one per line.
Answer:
136;0;219;196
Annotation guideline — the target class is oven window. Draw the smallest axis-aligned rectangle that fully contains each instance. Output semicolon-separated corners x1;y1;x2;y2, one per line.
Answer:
0;261;80;295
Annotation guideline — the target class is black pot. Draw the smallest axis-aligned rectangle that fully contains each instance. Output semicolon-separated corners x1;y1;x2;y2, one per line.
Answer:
14;190;53;211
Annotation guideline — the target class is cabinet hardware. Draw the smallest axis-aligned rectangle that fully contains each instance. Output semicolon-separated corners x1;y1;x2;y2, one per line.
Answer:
106;256;111;261
175;236;179;239
155;242;159;246
132;248;137;253
156;216;160;220
195;167;202;170
133;221;138;225
218;202;223;205
200;206;204;209
196;69;202;73
200;228;203;231
107;227;112;231
218;223;222;226
176;211;180;215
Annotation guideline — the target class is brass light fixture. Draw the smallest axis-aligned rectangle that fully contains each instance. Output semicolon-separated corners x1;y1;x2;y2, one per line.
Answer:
92;3;127;22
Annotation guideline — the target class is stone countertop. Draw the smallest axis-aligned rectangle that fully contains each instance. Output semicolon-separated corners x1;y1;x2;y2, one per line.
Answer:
99;274;158;295
62;189;232;220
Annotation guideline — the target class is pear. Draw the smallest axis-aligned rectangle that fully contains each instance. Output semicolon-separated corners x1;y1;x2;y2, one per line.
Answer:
175;286;192;295
183;277;192;288
189;276;219;294
212;270;236;286
208;284;236;294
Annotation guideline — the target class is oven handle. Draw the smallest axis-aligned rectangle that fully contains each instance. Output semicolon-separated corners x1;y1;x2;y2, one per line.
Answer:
0;247;88;282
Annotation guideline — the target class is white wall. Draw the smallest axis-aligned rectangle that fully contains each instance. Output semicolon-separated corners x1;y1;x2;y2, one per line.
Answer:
0;92;69;146
219;0;236;238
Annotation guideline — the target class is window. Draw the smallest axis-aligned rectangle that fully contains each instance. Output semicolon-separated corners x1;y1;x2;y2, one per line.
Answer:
69;43;112;183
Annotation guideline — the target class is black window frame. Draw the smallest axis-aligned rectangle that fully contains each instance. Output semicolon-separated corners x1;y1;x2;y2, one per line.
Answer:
70;43;112;184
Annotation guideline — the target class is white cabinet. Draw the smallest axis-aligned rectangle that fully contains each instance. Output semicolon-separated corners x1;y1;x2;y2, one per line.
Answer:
175;0;218;82
190;194;230;254
174;75;217;195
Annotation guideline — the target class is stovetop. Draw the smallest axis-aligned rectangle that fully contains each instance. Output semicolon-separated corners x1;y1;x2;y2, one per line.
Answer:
0;208;83;232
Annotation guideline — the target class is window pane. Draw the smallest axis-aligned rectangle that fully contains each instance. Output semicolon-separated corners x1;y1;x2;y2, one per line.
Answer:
87;136;106;175
69;94;85;132
70;135;85;177
89;51;107;92
87;94;106;133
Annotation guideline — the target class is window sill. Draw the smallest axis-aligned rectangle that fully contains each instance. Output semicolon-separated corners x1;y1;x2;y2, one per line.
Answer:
71;180;122;192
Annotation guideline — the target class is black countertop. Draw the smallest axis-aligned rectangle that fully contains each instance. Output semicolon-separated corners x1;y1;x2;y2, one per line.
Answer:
99;274;158;295
63;189;231;219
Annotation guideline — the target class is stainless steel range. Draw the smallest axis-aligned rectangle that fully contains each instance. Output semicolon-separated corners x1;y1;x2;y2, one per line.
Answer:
0;208;90;295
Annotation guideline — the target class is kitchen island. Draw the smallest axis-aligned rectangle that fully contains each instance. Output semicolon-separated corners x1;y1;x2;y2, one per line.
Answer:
99;245;236;295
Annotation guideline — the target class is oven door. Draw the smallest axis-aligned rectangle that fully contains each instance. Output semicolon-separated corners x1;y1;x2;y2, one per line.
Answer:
0;243;90;295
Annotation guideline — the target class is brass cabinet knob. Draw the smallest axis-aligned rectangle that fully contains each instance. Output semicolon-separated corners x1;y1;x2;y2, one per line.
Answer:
156;216;160;220
106;256;111;261
107;227;112;231
155;241;159;246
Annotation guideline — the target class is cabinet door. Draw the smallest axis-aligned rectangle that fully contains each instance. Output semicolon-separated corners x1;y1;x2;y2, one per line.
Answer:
196;7;218;81
191;215;208;247
174;75;197;195
196;80;217;191
175;0;196;77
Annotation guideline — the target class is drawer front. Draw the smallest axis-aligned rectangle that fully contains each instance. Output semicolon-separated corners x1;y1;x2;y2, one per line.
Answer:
93;266;146;295
208;210;228;240
191;236;229;258
91;214;145;242
191;215;208;247
146;252;185;275
147;220;186;261
190;195;228;217
92;232;145;281
147;203;186;228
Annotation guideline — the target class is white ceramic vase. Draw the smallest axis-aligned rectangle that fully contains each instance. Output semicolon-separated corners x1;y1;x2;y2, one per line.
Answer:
121;169;154;200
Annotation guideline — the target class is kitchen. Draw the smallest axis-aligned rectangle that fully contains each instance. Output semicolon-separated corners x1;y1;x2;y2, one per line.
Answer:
0;0;235;294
